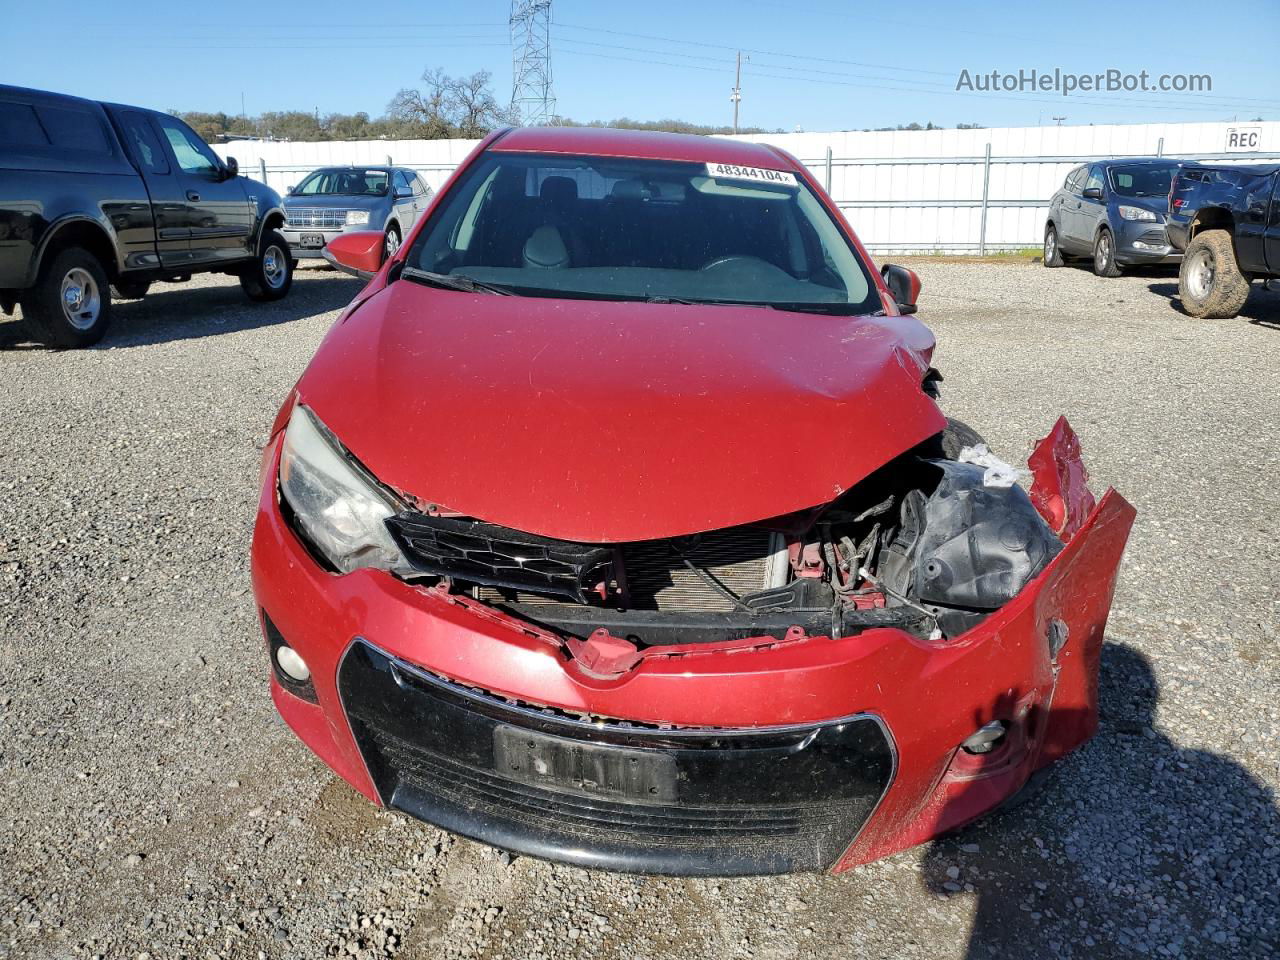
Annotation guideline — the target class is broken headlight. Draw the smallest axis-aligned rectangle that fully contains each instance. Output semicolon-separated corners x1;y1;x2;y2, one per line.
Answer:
279;404;407;574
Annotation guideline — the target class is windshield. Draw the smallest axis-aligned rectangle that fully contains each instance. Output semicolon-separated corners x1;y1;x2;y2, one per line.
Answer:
1109;164;1179;198
294;168;389;196
403;151;878;313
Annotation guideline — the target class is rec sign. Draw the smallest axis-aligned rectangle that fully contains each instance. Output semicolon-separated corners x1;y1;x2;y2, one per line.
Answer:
1225;126;1262;152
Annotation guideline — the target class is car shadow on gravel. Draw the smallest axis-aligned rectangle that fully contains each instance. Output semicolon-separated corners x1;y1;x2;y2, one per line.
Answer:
1147;281;1280;327
920;642;1279;960
0;270;361;351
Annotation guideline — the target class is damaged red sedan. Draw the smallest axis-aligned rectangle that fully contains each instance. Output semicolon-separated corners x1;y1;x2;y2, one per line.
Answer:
251;127;1134;875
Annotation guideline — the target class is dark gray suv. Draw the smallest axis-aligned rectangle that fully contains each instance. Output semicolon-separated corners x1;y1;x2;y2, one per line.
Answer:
1043;157;1182;277
282;166;433;264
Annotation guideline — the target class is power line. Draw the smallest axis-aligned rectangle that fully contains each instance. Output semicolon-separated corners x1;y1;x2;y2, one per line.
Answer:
552;22;1280;110
553;48;1260;118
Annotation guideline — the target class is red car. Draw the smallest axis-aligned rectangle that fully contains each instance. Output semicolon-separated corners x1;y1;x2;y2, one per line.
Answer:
251;127;1134;876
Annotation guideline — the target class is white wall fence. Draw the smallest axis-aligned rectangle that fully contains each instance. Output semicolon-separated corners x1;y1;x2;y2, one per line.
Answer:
213;120;1280;255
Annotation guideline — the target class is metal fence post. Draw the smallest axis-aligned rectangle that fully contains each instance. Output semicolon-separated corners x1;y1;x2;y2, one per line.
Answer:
825;146;833;194
1157;137;1164;157
258;158;267;183
978;143;992;256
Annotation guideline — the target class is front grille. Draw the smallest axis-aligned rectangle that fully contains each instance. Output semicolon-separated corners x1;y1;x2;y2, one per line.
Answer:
466;525;777;611
339;640;895;875
285;207;348;229
386;514;613;604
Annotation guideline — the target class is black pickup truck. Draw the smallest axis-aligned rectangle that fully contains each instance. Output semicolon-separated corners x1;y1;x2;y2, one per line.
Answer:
1167;162;1280;318
0;84;291;347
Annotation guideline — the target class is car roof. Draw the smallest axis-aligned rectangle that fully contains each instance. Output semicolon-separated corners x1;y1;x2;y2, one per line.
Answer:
1179;160;1280;175
489;126;797;171
1097;157;1180;166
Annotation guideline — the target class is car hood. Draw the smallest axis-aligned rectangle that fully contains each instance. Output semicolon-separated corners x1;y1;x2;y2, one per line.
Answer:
283;194;385;209
296;282;946;542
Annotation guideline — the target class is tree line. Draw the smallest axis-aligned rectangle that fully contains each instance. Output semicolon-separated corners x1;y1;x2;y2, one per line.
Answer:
173;67;981;143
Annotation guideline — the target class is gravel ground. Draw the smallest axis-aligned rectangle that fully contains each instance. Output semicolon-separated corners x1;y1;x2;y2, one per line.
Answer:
1;260;1277;960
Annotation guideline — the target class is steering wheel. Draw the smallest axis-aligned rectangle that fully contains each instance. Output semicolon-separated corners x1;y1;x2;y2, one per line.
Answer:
699;255;771;272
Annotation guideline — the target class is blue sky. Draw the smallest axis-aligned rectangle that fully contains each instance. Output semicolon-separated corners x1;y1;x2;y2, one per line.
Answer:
4;0;1278;130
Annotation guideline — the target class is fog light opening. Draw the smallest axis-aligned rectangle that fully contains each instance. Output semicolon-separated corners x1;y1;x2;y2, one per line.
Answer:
961;720;1007;755
275;645;311;683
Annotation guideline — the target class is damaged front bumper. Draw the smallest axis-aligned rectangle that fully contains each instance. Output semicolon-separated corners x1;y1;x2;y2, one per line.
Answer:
251;419;1134;875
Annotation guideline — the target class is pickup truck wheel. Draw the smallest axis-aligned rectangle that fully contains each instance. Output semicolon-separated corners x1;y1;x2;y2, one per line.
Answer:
1179;229;1251;319
111;280;150;300
20;247;112;348
1043;224;1065;267
1092;229;1122;278
240;230;293;302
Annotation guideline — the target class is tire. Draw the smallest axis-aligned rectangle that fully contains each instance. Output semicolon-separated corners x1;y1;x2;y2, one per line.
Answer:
921;417;989;461
1092;228;1122;278
382;224;402;264
240;229;293;302
1178;229;1251;319
111;279;150;300
19;247;112;348
1043;224;1065;267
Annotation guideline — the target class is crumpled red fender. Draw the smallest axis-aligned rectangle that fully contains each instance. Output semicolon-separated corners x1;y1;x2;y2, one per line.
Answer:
1028;416;1098;541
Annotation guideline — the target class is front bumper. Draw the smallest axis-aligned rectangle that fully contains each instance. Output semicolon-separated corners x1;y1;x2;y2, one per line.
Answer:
251;427;1134;875
1114;219;1180;265
281;227;347;259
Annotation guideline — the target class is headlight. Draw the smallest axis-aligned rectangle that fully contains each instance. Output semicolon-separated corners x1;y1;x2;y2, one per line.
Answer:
345;210;370;226
279;404;406;574
1118;205;1157;222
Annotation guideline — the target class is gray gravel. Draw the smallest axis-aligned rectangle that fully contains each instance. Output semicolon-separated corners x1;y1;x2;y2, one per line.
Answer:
1;260;1277;960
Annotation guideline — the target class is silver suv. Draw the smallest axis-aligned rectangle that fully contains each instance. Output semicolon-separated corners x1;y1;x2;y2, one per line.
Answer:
282;166;433;263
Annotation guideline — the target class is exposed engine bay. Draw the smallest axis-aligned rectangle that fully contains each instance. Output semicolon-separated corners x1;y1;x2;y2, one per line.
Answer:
383;437;1064;648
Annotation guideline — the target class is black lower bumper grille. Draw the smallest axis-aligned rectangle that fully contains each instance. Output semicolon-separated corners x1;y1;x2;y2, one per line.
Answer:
339;640;895;875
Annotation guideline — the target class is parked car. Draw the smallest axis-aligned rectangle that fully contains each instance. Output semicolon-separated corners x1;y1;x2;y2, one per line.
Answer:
252;127;1134;876
1167;162;1280;318
0;84;290;347
1043;157;1182;277
282;166;433;265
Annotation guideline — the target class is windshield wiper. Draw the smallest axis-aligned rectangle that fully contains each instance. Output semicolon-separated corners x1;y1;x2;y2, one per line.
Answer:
400;267;513;296
644;295;858;315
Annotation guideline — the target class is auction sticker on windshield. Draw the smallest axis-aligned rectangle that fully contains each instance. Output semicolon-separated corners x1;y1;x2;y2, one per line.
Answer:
706;162;798;186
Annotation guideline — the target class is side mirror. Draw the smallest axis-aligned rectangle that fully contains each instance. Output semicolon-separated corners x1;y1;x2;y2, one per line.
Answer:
321;230;385;281
286;185;296;195
1082;187;1103;201
881;263;921;315
394;188;412;200
222;156;239;180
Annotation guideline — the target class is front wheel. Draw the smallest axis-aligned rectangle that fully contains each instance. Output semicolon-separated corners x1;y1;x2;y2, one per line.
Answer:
240;230;293;302
1043;224;1065;267
382;224;402;264
1093;229;1122;278
20;247;112;348
1178;229;1251;319
920;417;989;461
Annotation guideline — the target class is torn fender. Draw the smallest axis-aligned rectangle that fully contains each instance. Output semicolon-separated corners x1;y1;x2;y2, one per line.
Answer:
1029;416;1098;541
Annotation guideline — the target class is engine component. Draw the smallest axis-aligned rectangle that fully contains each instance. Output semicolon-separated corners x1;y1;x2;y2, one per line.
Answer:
877;461;1063;636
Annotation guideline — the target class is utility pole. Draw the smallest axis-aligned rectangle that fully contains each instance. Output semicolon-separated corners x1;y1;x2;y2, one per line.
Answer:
510;1;556;126
731;51;744;134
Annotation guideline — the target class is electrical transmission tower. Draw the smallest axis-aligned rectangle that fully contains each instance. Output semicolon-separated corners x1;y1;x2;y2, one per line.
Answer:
510;1;555;126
